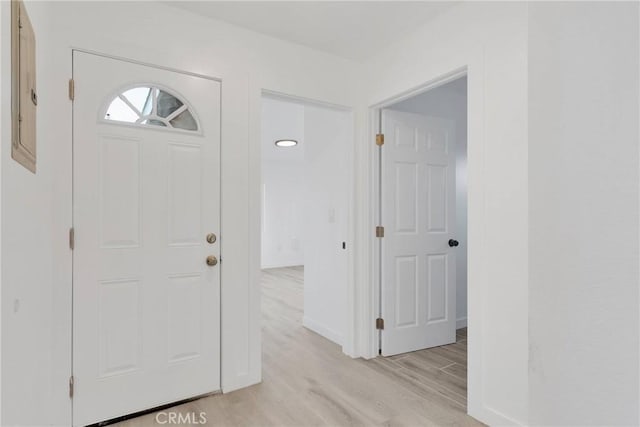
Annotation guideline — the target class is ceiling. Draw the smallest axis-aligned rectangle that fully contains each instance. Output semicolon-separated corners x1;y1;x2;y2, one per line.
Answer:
166;1;456;61
261;96;305;163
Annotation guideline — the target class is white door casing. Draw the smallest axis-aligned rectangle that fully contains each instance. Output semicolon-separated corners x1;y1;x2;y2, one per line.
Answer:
381;109;456;356
72;52;221;425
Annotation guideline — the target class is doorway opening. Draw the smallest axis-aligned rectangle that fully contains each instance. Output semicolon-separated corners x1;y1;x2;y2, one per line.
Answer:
376;75;469;407
260;93;352;352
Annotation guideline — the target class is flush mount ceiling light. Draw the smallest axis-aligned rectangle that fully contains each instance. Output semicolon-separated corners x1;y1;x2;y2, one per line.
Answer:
275;139;298;147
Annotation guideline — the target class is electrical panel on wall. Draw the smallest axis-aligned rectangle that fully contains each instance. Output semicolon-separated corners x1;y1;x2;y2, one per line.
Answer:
11;0;37;173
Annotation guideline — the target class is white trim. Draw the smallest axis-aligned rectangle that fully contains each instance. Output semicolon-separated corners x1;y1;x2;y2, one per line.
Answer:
303;317;344;347
0;3;5;424
369;68;468;109
245;76;264;393
456;317;468;329
71;47;221;82
353;107;380;360
470;405;525;427
262;89;352;112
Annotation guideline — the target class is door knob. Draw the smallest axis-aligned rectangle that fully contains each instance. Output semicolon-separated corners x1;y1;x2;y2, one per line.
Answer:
448;239;459;247
206;255;218;266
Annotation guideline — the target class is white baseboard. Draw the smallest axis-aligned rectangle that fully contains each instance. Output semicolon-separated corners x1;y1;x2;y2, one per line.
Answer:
456;317;468;329
469;403;525;427
302;316;343;346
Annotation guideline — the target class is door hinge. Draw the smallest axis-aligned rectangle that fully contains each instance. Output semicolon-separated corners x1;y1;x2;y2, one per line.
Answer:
375;226;384;238
69;376;74;399
69;227;75;250
376;318;385;330
376;133;384;146
68;79;74;101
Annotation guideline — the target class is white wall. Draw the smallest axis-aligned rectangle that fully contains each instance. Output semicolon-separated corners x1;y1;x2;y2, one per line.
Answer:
0;3;5;425
302;104;351;346
358;2;529;425
0;2;359;425
389;78;468;327
528;2;639;425
1;2;66;425
261;98;305;269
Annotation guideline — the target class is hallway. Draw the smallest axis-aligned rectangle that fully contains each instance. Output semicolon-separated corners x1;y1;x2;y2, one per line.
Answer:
114;266;481;426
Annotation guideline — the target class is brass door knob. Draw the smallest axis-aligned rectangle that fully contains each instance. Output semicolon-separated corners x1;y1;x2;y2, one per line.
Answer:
206;255;218;267
206;233;217;244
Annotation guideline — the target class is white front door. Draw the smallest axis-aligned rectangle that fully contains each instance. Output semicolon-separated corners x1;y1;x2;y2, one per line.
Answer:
72;52;221;425
381;109;457;356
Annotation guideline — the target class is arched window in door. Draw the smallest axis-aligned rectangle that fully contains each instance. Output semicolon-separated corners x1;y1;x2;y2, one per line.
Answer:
104;85;199;131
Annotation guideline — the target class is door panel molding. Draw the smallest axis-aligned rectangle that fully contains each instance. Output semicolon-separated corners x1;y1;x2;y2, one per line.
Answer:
380;109;457;356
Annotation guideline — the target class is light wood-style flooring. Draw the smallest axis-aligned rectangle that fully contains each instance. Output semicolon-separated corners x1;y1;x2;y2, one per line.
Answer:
115;266;482;427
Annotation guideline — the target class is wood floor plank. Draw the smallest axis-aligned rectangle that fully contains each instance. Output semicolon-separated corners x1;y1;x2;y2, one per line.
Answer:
113;266;483;427
457;327;468;340
442;362;468;381
392;359;468;406
361;358;476;425
402;347;459;369
428;344;467;366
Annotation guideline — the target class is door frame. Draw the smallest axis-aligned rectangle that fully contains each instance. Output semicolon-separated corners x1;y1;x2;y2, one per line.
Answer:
70;48;223;424
372;67;467;355
252;88;357;355
362;63;486;418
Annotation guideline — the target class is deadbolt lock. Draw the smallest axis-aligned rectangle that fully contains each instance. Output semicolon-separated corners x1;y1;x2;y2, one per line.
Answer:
206;233;217;244
206;255;218;267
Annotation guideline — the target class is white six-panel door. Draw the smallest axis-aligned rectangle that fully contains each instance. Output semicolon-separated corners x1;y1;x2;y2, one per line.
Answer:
381;109;457;356
72;52;221;425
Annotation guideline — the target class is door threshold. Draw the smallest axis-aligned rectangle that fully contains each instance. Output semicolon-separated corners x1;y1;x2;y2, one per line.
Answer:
89;390;222;427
